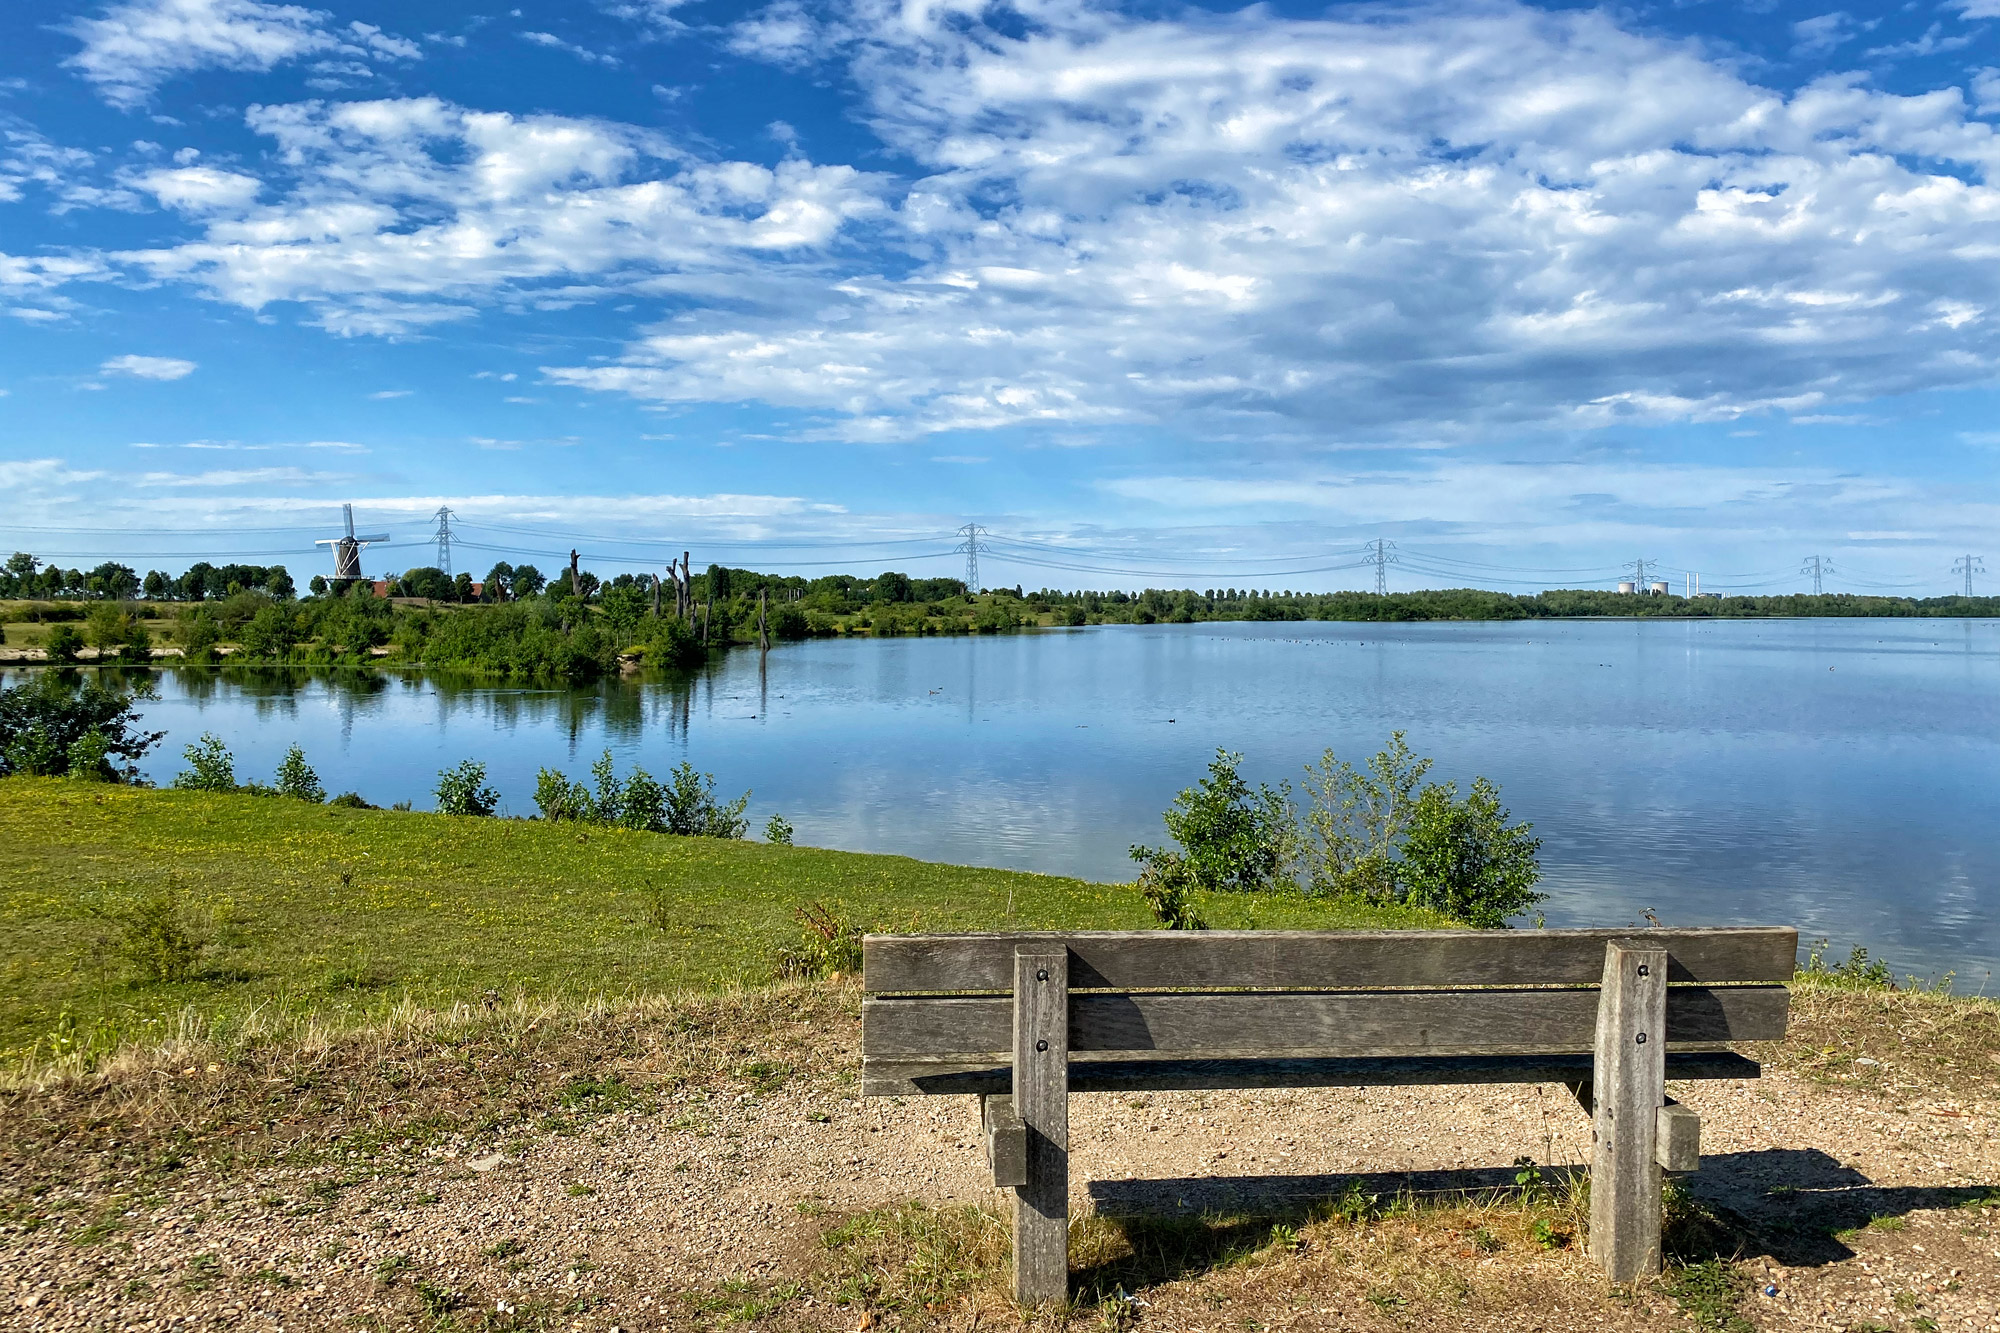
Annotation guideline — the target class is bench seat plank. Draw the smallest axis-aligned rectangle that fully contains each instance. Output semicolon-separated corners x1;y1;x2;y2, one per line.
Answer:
863;927;1797;993
862;984;1787;1060
861;1050;1762;1097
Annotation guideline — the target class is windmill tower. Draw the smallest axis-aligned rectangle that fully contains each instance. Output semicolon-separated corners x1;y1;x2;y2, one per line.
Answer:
315;504;390;583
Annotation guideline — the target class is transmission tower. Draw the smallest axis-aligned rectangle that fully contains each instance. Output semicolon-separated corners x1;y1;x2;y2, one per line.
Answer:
1801;554;1833;596
1954;554;1986;597
1623;557;1656;590
1365;539;1398;595
953;523;987;593
432;506;457;575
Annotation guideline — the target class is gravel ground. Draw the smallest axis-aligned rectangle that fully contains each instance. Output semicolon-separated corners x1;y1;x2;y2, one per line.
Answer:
3;985;1997;1331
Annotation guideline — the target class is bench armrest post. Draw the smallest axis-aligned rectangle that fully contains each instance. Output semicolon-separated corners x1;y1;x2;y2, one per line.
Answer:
982;1095;1027;1188
1589;943;1667;1282
1012;949;1069;1306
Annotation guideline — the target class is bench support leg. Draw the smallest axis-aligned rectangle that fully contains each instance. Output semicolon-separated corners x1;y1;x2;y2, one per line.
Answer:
1012;949;1069;1306
1589;943;1666;1282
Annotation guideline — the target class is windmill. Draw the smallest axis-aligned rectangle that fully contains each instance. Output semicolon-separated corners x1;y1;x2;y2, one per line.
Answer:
315;504;390;583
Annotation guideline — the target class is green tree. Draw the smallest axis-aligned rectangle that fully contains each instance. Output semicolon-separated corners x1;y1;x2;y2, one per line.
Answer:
1295;732;1432;899
764;813;794;845
1132;749;1290;893
0;672;160;779
1397;778;1544;928
172;733;237;791
434;759;499;816
661;761;749;838
274;744;326;802
42;624;82;664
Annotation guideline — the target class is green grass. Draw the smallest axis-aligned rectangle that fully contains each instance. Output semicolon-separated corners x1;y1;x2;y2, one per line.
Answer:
0;777;1447;1066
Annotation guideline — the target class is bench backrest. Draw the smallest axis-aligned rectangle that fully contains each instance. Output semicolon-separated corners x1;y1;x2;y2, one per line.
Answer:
861;927;1795;1096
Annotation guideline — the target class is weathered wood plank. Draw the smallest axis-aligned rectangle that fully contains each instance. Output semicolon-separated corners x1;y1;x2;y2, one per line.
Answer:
1590;944;1666;1282
982;1094;1026;1188
1012;950;1068;1307
862;985;1788;1059
859;1050;1761;1097
863;927;1797;993
1567;1085;1703;1173
1656;1101;1701;1173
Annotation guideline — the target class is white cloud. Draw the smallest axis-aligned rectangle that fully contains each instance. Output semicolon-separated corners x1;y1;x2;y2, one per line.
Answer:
543;0;2000;445
368;389;412;399
64;0;419;109
100;353;197;380
1951;1;2000;18
133;164;262;211
520;31;619;65
138;466;351;487
1974;68;2000;117
113;97;888;334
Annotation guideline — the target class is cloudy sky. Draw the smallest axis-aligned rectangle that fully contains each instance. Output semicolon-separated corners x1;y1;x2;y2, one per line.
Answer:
1;0;1996;593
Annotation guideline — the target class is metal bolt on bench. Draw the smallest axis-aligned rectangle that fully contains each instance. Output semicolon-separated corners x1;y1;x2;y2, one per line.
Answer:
860;926;1796;1304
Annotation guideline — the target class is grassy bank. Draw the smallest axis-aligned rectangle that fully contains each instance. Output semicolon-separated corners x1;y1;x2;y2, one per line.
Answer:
0;778;1445;1070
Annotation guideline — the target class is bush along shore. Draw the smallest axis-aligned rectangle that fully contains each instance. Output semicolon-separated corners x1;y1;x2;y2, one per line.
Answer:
6;545;2000;684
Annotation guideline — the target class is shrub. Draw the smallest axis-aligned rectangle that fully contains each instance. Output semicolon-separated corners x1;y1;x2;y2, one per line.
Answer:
1397;777;1544;928
1294;732;1432;900
434;759;499;817
1134;851;1207;929
1131;749;1289;892
43;623;83;664
774;902;864;978
176;610;220;663
0;672;161;780
65;729;114;781
108;889;205;982
172;733;237;792
328;791;374;809
5;726;62;776
1800;941;1896;990
274;744;325;802
533;767;593;821
764;813;794;845
661;761;749;838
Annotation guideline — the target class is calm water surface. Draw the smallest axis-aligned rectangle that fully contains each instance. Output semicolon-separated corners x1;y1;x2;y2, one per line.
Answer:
18;619;1998;982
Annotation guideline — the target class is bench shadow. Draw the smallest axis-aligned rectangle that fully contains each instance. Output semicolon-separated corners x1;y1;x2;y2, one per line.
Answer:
1078;1149;1999;1290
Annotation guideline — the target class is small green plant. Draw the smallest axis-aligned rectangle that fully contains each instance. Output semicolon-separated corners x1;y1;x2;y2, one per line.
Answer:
1512;1155;1546;1202
1529;1217;1569;1250
764;813;794;845
1470;1225;1502;1252
172;732;237;792
273;745;325;802
373;1253;413;1285
774;901;865;979
1662;1259;1753;1332
105;889;205;982
328;791;373;809
1134;852;1207;929
484;1238;526;1259
414;1278;460;1317
434;759;499;817
565;1183;596;1198
1801;940;1896;990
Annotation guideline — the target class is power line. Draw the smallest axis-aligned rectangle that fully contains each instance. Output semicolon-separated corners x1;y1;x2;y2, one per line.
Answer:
433;506;457;576
953;523;988;593
1801;554;1833;596
1954;554;1985;597
1366;539;1398;595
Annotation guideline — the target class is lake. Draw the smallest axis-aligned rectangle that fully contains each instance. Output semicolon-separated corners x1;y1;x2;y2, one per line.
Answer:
14;617;1998;984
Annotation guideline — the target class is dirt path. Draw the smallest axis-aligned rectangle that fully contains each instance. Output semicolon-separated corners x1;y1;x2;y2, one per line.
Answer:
3;985;1997;1331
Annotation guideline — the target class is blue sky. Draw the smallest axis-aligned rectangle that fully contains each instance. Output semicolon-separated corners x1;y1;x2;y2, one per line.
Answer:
1;0;1996;594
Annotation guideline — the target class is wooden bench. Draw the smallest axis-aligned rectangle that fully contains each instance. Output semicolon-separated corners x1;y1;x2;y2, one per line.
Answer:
861;926;1795;1302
